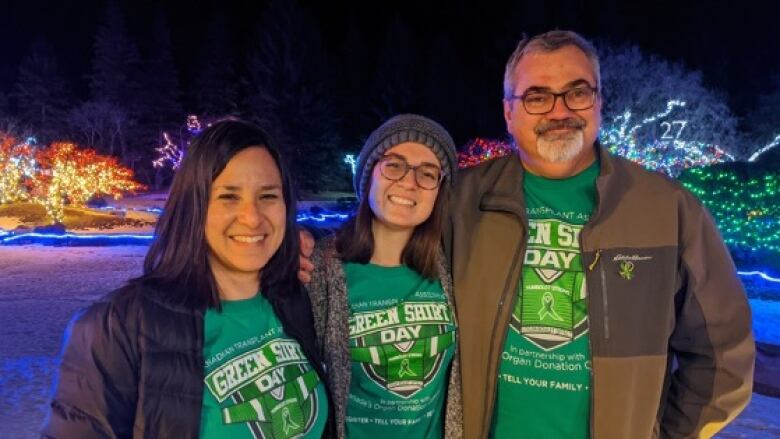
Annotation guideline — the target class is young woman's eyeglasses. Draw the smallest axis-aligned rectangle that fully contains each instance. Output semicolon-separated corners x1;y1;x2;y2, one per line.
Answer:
378;155;444;190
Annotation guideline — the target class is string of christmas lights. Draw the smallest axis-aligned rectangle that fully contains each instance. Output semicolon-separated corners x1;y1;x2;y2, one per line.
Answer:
0;133;145;223
599;99;735;176
343;154;357;176
153;115;212;171
457;138;517;169
0;135;37;204
738;270;780;283
748;134;780;162
152;132;185;170
679;167;779;253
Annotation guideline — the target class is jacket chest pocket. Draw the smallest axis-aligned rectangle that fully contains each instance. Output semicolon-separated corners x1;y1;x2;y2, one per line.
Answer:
586;247;678;357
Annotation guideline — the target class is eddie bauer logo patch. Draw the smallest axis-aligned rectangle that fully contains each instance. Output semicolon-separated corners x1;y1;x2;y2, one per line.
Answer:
349;301;455;398
619;261;635;280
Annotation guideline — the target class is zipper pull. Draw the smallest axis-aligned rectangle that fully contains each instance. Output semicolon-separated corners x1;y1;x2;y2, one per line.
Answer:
588;249;602;271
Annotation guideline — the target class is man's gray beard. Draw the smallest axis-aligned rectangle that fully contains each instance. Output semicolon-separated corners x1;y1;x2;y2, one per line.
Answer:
536;130;584;163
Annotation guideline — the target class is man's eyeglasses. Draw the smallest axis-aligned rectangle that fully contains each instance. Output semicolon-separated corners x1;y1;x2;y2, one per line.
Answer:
378;155;444;190
509;85;598;115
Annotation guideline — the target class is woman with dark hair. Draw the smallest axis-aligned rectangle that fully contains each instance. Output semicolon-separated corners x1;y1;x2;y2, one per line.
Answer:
308;114;462;439
43;120;331;438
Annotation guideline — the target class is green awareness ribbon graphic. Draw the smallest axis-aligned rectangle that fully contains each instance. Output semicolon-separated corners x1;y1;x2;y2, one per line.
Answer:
538;291;564;322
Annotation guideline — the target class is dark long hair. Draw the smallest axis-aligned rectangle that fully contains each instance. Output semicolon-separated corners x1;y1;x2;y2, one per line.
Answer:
335;175;450;279
134;120;300;310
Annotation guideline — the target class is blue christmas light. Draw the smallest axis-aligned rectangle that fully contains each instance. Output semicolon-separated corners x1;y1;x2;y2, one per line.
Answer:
296;212;351;223
0;232;154;246
94;206;164;215
738;270;780;283
0;207;354;246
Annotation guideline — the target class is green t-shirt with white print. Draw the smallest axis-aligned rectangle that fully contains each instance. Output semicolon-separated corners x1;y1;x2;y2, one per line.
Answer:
200;293;328;439
345;262;456;439
492;161;598;438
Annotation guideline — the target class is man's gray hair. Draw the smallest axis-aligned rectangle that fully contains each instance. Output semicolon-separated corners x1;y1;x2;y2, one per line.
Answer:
503;30;601;99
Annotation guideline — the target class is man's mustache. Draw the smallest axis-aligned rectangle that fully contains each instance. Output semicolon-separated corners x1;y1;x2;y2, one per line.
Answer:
534;118;586;135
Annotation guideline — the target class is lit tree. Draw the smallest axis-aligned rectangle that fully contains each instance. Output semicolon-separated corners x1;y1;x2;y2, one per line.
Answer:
1;132;145;223
30;142;145;223
599;99;734;176
597;42;742;157
0;133;36;204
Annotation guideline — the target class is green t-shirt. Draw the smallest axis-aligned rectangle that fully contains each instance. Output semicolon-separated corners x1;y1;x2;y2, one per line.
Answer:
344;262;456;439
492;161;599;438
200;293;328;439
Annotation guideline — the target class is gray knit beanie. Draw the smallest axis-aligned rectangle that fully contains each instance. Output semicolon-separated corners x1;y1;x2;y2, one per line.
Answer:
354;114;457;198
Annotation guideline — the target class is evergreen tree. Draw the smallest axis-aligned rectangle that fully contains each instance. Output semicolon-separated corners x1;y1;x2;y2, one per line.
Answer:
131;7;185;188
89;1;142;108
246;0;345;192
14;38;71;141
85;1;142;169
193;12;239;118
422;34;464;141
369;18;419;121
334;19;373;147
139;6;183;133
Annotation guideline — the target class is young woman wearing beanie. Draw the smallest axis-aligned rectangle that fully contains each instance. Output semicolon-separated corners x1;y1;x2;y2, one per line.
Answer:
43;120;333;438
308;114;462;439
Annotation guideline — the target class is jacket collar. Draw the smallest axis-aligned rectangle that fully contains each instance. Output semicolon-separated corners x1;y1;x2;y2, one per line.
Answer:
478;142;618;222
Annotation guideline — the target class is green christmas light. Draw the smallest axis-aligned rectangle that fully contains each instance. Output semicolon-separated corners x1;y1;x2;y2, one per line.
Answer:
679;167;779;254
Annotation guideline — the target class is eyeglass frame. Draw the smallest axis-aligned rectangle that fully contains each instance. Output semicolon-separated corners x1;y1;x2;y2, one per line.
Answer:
508;84;599;115
377;154;446;190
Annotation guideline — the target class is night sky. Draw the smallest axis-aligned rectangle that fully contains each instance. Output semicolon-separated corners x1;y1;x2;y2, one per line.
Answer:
1;0;778;142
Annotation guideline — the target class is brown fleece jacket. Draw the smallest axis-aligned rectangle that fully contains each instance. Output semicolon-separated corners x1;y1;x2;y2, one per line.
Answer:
444;146;754;439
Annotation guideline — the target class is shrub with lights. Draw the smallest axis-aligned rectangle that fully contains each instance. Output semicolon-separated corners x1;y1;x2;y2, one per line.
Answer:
678;164;779;262
0;132;145;223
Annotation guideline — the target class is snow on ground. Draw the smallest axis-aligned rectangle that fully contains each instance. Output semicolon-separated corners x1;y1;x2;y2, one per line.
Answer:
101;191;168;210
0;246;146;437
77;222;156;234
0;245;778;438
753;299;780;346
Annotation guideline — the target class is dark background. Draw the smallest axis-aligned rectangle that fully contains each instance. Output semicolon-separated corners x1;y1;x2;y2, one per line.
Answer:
1;0;778;189
2;0;777;132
